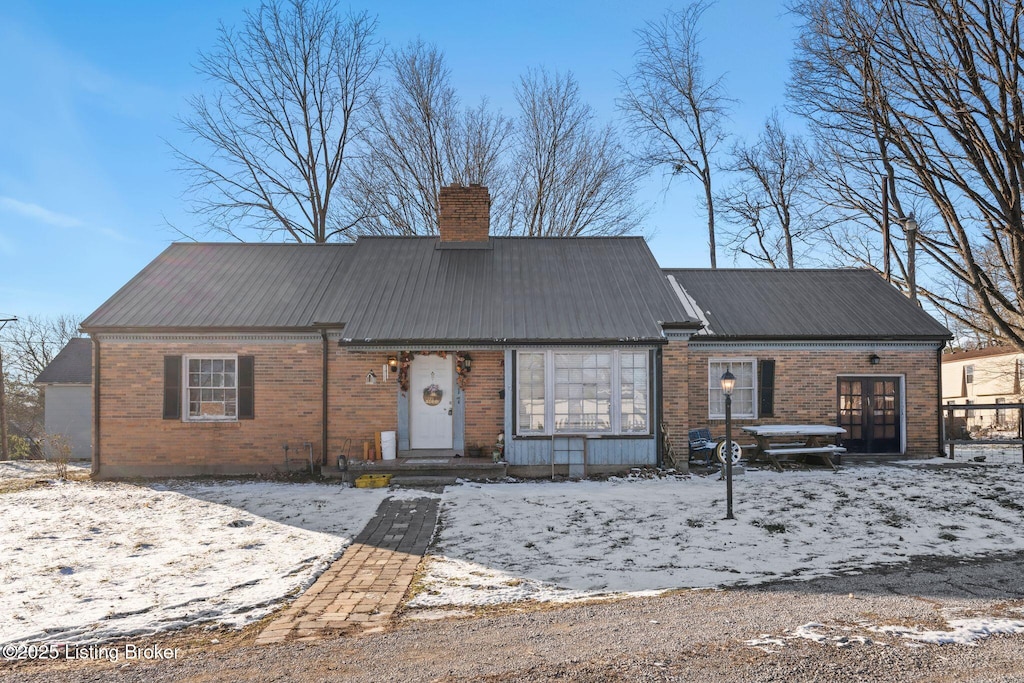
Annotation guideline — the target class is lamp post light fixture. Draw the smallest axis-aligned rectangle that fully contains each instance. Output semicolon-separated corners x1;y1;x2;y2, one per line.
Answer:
720;369;736;520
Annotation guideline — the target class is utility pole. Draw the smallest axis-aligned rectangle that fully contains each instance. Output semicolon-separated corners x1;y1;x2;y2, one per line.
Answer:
0;316;17;460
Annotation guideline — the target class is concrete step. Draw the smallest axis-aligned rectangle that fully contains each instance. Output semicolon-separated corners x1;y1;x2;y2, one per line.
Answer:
389;475;460;487
321;461;507;483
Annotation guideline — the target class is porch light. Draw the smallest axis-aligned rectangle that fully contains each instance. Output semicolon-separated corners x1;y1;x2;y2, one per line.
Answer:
388;356;398;372
869;353;881;365
462;354;472;372
366;369;377;385
719;369;736;396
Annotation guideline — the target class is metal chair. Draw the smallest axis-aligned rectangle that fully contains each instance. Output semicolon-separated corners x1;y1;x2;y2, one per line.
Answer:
688;428;719;466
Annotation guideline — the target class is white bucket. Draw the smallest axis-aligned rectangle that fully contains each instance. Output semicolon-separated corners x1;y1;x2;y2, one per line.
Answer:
381;431;397;460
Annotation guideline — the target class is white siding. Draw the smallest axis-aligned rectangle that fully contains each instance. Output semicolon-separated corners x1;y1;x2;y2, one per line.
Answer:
43;385;92;460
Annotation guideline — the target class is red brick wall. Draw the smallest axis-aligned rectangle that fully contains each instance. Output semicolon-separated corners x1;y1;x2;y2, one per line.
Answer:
678;344;942;457
462;351;504;453
96;340;509;476
97;340;323;477
438;184;489;242
661;341;689;457
326;348;397;461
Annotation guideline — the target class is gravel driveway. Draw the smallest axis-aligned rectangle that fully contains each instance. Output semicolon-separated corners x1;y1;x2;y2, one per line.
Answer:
4;552;1024;682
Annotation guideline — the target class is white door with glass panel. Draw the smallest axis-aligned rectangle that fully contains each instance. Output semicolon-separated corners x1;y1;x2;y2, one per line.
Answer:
409;354;454;449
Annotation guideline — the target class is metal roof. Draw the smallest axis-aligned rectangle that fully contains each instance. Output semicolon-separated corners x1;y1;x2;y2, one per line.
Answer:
315;237;696;343
81;243;352;330
664;268;952;340
35;337;93;384
81;238;697;343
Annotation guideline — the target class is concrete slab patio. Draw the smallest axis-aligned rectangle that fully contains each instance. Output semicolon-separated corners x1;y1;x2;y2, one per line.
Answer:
255;494;439;645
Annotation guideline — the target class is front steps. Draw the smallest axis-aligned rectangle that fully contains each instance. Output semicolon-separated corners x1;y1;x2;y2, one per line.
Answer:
322;456;506;485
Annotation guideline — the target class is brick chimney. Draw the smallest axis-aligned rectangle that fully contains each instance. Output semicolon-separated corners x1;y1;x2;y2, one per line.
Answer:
438;183;490;243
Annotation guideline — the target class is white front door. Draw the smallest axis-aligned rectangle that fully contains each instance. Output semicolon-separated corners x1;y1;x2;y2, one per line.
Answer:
409;354;454;449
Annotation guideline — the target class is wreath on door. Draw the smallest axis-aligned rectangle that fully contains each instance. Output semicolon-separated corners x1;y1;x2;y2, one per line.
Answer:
397;350;471;392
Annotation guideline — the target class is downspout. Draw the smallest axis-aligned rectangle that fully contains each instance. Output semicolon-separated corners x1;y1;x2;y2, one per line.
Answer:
91;335;101;477
656;347;664;468
937;342;946;458
321;329;329;466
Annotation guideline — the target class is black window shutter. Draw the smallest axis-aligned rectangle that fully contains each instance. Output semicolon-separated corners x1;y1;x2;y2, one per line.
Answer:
163;356;182;419
238;355;255;419
758;359;776;417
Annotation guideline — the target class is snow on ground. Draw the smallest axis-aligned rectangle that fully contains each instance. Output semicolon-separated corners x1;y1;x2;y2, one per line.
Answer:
0;460;89;480
409;462;1024;609
0;479;389;646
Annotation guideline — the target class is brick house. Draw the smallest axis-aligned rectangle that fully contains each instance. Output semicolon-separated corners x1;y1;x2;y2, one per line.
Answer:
81;185;951;478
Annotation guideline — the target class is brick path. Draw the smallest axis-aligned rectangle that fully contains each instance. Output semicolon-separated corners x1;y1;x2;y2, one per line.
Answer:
255;495;440;644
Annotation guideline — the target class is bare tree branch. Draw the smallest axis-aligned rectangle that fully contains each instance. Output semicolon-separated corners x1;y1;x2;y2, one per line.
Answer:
512;69;647;237
172;0;383;242
790;0;1024;348
345;41;513;236
620;2;731;265
718;111;819;268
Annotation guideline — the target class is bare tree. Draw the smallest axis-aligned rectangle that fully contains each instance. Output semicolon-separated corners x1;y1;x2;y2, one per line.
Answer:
346;41;513;236
620;2;731;265
718;111;818;268
174;0;383;243
511;68;646;237
790;0;1024;349
3;315;81;382
0;315;81;458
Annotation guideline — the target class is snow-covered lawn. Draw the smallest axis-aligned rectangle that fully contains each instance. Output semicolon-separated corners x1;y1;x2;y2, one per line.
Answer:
0;477;390;646
409;460;1024;608
5;458;1024;649
0;459;89;481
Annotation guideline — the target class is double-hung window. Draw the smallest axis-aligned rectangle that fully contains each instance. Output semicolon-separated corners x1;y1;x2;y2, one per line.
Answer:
516;350;650;435
708;359;756;419
185;355;238;421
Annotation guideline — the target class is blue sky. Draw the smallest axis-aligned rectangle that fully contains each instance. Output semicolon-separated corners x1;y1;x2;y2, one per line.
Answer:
0;1;799;320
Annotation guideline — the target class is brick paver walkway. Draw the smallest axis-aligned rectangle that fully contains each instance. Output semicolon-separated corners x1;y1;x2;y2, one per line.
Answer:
255;495;440;644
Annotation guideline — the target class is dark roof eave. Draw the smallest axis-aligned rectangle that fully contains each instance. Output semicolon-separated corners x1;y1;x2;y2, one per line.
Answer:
339;337;670;347
81;325;344;335
692;334;952;342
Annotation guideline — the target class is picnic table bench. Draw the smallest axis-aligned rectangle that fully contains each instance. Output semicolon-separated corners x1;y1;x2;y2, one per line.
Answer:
742;425;846;472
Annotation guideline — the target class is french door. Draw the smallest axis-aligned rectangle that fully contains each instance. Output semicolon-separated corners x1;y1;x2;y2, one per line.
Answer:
837;377;902;454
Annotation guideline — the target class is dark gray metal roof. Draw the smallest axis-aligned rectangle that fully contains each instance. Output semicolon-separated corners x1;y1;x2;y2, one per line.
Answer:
317;237;697;343
664;268;951;340
81;238;697;343
35;337;93;384
81;243;352;330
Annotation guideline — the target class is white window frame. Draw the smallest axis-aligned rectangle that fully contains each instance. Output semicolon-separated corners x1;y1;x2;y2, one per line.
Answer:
708;358;757;420
515;349;650;437
183;354;239;422
965;364;975;384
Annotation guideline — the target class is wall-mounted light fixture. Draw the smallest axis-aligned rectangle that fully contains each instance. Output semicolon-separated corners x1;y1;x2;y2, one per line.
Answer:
388;356;398;372
462;354;473;372
366;369;377;385
869;353;881;365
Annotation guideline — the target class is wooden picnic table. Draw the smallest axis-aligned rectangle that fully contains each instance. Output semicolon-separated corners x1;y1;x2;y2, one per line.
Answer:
741;424;846;472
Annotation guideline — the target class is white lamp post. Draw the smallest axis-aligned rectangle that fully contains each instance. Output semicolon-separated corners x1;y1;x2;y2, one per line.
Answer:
720;369;736;520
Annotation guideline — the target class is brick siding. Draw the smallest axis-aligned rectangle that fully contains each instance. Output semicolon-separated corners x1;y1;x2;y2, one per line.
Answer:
438;184;489;242
679;344;942;457
95;337;942;477
462;351;505;454
97;341;323;477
